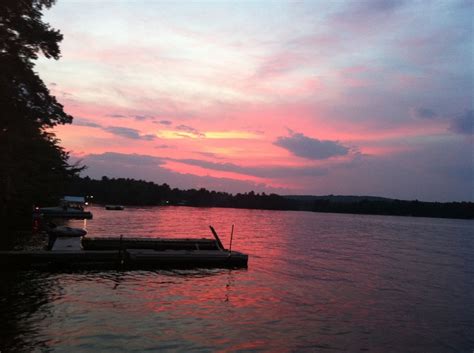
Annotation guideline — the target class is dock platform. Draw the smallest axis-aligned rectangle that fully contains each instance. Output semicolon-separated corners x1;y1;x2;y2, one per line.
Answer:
0;236;248;270
51;237;82;251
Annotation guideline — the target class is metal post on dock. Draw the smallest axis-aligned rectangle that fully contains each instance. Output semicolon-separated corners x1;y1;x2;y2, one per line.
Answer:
119;234;124;266
209;226;225;250
229;224;234;254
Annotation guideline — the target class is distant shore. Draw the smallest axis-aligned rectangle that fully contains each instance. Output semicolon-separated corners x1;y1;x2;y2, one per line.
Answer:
67;176;473;220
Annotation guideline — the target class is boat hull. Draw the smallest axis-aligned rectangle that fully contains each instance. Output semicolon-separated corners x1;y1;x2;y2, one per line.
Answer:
105;205;124;210
39;207;93;219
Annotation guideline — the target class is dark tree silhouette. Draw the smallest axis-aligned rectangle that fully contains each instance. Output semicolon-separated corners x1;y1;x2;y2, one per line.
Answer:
66;176;474;220
0;0;81;233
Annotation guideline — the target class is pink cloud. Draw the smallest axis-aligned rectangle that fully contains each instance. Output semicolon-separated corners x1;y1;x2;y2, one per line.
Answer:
39;0;472;201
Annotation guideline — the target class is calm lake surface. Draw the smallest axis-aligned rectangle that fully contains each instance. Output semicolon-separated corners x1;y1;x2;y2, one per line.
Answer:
1;206;473;352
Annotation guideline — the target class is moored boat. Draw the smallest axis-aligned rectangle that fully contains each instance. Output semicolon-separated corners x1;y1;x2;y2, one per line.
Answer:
38;207;93;219
38;196;93;219
105;205;125;210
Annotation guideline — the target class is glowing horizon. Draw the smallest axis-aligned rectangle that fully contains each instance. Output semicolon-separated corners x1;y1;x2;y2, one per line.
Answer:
37;1;473;201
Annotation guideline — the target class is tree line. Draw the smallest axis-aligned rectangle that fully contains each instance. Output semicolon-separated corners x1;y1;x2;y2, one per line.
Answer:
66;176;299;210
66;176;473;220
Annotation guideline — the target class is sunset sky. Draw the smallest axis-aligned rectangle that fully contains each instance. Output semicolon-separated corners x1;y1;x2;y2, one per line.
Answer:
37;0;473;201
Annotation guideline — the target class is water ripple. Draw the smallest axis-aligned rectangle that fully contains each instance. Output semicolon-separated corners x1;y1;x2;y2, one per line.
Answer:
1;207;472;352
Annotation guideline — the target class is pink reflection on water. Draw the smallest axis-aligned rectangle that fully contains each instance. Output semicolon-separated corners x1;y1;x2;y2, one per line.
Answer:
4;208;471;352
65;207;302;350
70;206;287;257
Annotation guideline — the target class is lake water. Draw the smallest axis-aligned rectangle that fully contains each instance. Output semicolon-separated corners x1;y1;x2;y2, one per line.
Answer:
1;206;473;352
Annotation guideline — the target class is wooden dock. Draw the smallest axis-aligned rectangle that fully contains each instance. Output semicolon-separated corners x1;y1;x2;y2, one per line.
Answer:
51;237;82;251
0;235;248;270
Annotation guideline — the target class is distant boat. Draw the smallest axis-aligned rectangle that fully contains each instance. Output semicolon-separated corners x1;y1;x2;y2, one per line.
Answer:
105;205;125;210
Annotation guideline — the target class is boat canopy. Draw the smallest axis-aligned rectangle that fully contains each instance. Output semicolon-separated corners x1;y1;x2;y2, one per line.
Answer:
62;196;85;204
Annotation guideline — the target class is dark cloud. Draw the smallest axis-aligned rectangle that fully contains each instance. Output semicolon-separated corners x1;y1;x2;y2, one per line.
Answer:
105;113;155;120
411;107;438;119
156;120;172;125
82;153;327;181
176;124;204;137
337;0;405;19
86;152;165;166
255;52;306;80
77;152;288;194
72;119;156;140
197;151;221;159
330;0;406;30
73;117;102;128
358;0;405;12
449;110;473;135
177;159;247;175
105;126;156;140
141;134;157;141
134;115;155;121
274;131;349;160
176;158;328;178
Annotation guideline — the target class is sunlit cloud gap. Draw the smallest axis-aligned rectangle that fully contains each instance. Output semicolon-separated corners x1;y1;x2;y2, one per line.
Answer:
37;0;474;201
157;130;261;140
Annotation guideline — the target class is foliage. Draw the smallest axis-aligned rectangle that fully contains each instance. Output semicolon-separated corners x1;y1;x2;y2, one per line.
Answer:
309;198;473;219
0;0;81;231
68;177;474;220
66;176;302;211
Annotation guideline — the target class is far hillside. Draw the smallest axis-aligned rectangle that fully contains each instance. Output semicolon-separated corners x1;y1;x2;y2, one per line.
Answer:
64;176;474;220
284;195;393;203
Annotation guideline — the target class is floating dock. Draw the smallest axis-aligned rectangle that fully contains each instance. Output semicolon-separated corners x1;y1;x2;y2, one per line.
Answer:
0;234;248;270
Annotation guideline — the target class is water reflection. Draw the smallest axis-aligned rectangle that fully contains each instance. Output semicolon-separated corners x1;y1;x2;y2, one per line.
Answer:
1;207;473;352
0;271;56;352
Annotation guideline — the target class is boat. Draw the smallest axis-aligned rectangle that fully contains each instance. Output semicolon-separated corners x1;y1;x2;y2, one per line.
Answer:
38;206;93;219
0;226;248;269
105;205;125;210
38;196;93;219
